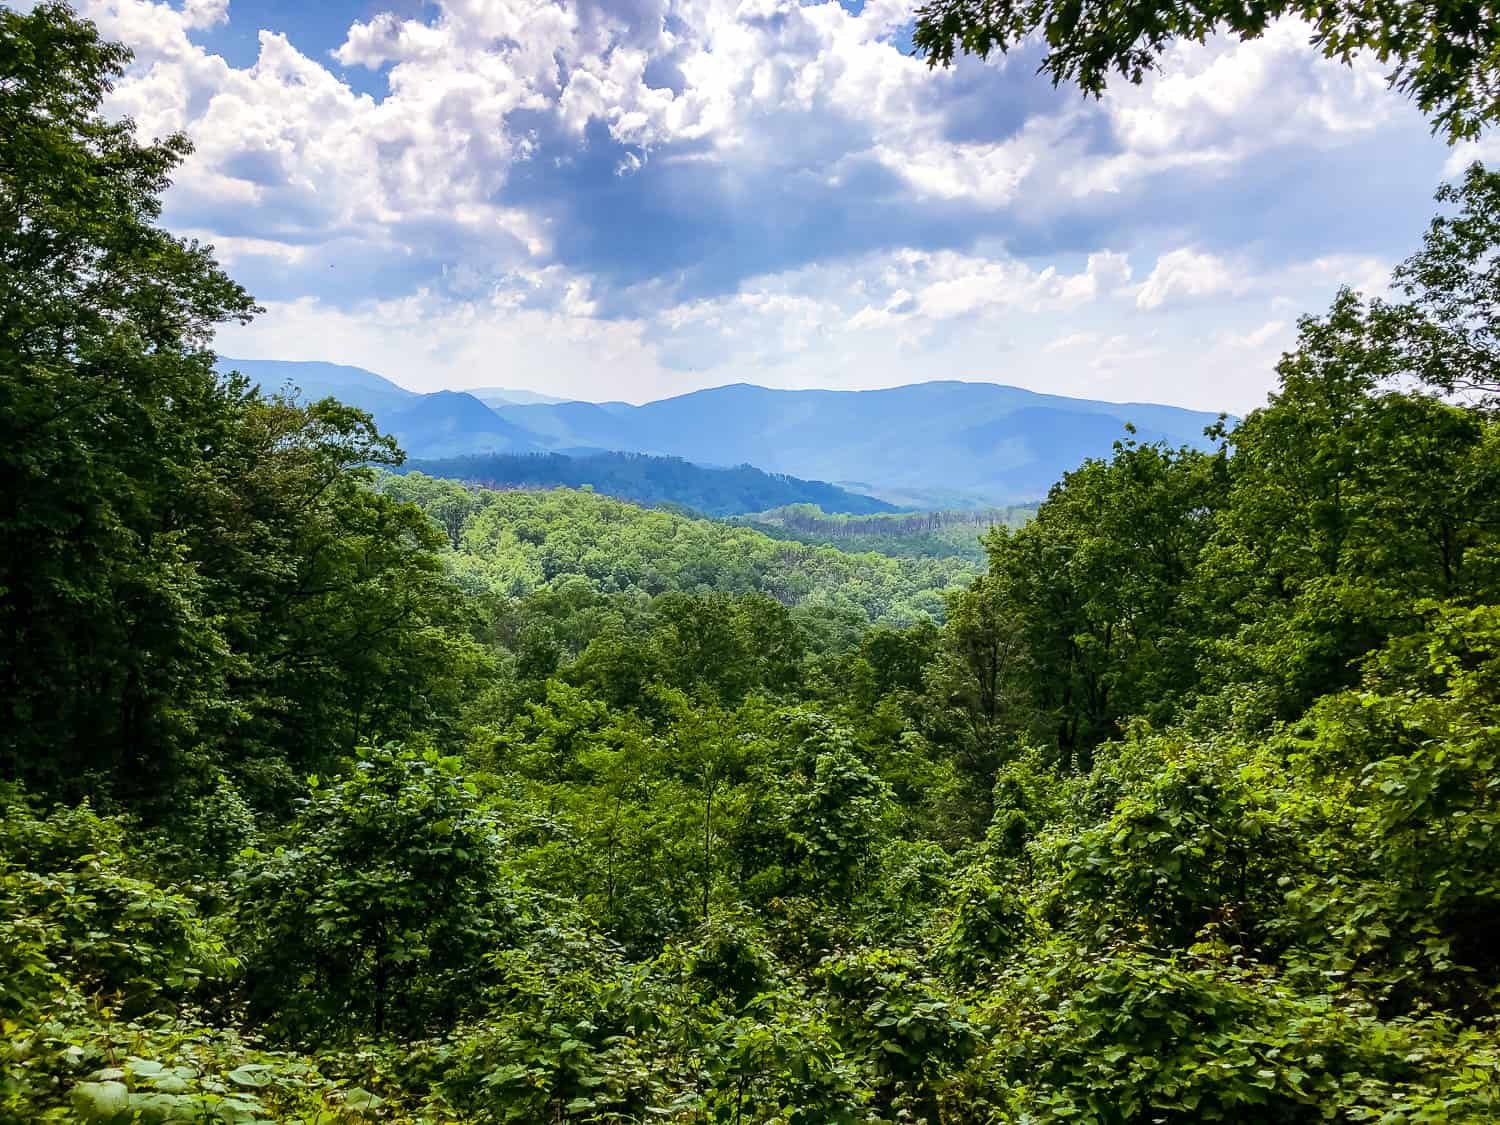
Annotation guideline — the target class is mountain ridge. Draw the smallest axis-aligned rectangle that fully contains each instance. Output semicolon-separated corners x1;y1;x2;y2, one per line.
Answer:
216;358;1225;502
400;452;897;517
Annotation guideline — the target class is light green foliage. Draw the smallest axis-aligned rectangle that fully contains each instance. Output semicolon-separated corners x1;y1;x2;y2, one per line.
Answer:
975;944;1495;1123
1041;735;1316;952
0;790;233;1020
384;475;976;625
935;865;1033;981
745;711;894;903
817;949;978;1119
913;437;1223;803
736;503;1035;562
1280;603;1500;1013
1197;291;1500;722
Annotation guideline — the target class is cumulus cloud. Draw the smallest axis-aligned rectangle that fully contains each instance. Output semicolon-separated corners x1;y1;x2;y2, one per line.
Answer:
223;289;668;402
67;0;1454;415
1222;319;1289;350
1136;249;1238;310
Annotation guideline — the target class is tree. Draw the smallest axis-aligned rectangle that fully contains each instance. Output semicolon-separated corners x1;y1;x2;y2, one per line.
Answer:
1199;289;1500;719
911;0;1500;141
1380;163;1500;396
374;470;488;550
206;416;489;797
0;3;258;797
241;747;509;1041
938;439;1222;776
0;5;488;808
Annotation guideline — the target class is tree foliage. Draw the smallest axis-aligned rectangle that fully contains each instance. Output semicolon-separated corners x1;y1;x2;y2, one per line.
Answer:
911;0;1500;141
0;4;487;810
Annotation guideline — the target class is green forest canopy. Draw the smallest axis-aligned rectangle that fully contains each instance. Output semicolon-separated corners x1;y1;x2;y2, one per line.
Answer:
733;503;1036;562
4;3;1500;1122
373;472;979;625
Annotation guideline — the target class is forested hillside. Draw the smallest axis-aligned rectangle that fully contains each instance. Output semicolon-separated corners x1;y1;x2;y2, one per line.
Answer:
5;6;1500;1125
375;472;972;623
734;504;1036;561
400;451;896;517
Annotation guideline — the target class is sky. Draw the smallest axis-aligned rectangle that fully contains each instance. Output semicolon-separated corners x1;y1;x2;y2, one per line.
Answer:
64;0;1500;412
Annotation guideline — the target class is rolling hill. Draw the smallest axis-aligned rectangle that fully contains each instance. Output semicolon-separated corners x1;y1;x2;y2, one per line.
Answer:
217;358;1225;502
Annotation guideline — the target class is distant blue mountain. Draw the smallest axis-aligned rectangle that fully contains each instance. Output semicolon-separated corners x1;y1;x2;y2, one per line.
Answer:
491;381;1225;501
383;391;541;458
468;387;572;407
219;357;418;416
217;358;547;458
217;359;1225;502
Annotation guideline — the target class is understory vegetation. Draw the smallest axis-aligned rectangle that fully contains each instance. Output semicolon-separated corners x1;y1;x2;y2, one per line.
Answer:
4;4;1500;1122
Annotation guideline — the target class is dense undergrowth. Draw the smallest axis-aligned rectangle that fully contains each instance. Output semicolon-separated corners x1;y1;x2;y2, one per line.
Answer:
3;4;1500;1122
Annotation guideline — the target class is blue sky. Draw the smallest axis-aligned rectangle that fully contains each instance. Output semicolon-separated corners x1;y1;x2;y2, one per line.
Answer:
76;0;1498;411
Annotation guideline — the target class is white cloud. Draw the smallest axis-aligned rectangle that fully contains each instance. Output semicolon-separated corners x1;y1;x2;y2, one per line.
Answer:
1136;248;1238;309
82;0;1438;280
213;232;1404;415
1111;22;1390;151
1221;319;1289;350
67;0;1449;419
86;0;554;286
222;290;669;403
1445;138;1500;177
1044;330;1100;353
1280;254;1393;299
661;245;1131;358
181;0;227;31
107;0;1402;231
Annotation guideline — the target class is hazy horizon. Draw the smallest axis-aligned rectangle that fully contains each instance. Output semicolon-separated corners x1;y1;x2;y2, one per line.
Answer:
220;356;1236;414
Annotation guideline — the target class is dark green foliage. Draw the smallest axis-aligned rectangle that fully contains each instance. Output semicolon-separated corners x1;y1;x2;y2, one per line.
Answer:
0;5;487;811
0;0;256;798
1380;163;1500;396
239;748;511;1042
912;0;1500;141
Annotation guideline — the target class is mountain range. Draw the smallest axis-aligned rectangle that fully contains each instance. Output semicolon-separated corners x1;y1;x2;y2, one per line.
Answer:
218;358;1224;503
